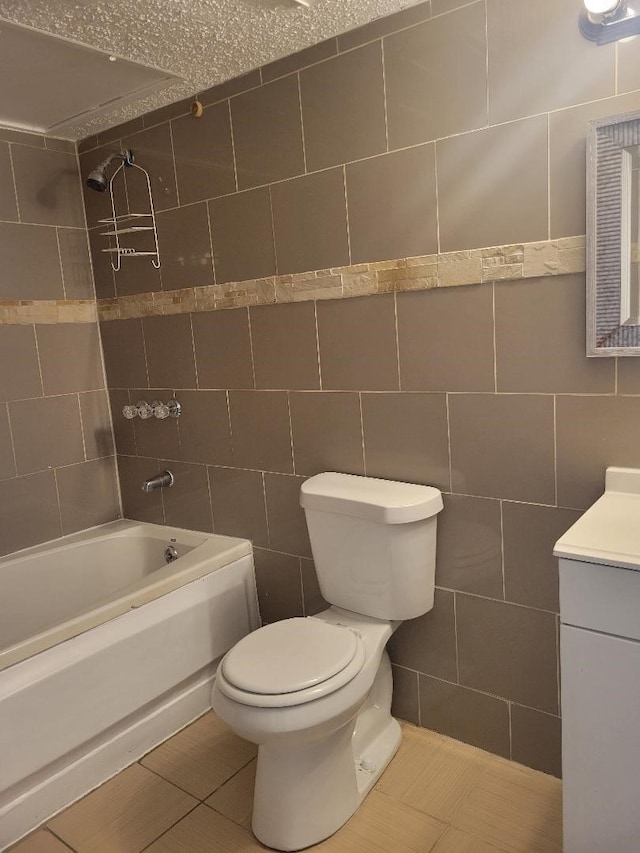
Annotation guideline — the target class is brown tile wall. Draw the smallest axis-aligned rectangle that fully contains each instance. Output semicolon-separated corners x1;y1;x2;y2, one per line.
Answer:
81;0;640;777
80;0;640;286
0;130;120;557
102;268;636;778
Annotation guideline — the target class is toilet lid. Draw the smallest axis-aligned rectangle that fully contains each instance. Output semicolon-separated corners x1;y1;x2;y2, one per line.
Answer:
221;618;359;695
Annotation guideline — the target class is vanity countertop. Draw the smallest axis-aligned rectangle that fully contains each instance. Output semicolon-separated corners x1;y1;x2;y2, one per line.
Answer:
554;467;640;571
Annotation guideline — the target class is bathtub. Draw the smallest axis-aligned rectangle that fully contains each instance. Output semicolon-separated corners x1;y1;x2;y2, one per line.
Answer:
0;519;258;849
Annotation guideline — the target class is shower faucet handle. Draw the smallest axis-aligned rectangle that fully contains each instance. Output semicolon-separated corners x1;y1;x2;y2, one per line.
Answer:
152;401;170;420
152;399;181;419
136;400;154;420
124;399;182;420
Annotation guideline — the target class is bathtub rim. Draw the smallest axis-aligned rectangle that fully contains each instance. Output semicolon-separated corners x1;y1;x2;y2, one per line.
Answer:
0;519;252;673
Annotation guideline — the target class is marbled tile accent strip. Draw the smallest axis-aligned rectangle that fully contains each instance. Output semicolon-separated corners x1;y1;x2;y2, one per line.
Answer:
0;300;97;325
98;236;586;321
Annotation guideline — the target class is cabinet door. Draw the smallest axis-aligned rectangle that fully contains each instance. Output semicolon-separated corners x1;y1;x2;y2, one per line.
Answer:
562;624;640;853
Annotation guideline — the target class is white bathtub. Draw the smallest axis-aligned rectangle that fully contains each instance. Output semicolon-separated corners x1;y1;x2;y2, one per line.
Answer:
0;520;258;850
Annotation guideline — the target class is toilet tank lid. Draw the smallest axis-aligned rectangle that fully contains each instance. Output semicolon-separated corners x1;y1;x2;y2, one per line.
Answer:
300;473;443;524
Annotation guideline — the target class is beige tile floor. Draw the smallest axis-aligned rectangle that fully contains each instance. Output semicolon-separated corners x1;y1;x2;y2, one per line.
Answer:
10;713;562;853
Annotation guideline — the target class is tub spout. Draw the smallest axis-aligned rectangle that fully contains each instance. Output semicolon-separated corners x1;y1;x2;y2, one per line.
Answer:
142;470;174;492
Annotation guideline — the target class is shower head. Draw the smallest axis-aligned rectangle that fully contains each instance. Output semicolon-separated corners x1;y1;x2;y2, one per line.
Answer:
86;167;109;192
85;149;134;192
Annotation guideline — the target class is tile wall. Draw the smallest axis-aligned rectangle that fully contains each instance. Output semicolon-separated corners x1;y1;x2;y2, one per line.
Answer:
81;0;640;775
0;129;119;557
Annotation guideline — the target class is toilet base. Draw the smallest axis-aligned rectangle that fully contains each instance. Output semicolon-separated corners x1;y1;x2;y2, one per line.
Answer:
251;653;401;851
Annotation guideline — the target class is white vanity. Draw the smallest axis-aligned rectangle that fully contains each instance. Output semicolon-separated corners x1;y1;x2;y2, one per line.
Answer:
555;467;640;853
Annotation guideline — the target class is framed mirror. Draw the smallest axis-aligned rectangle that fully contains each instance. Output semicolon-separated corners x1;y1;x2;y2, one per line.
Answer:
587;109;640;356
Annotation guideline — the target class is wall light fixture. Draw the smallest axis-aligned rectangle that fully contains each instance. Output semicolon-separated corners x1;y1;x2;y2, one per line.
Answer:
580;0;640;43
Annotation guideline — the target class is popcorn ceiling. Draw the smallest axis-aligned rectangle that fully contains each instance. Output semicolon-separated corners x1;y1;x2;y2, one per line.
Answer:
0;0;420;139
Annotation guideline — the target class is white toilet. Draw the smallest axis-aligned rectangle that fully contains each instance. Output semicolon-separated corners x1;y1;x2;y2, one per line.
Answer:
211;472;443;851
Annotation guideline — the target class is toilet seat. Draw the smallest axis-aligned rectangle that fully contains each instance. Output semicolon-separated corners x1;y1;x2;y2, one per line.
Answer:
217;618;366;708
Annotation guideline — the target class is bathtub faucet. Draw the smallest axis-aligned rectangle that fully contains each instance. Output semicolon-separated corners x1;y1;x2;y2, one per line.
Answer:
142;470;174;493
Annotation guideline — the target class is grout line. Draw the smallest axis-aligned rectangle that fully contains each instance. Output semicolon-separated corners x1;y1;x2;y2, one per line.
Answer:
313;302;323;390
452;591;460;683
342;164;352;264
484;0;490;123
393;292;401;390
358;391;367;475
227;99;240;194
0;453;119;481
205;200;217;285
445;392;453;493
299;556;307;616
267;186;279;275
76;393;88;461
380;38;390;153
159;457;168;524
413;668;559;718
546;113;551;240
188;313;199;389
52;468;65;535
499;499;506;600
139;318;151;389
225;389;235;463
297;72;308;174
7;143;21;222
246;307;258;389
5;217;114;230
491;282;498;393
553;394;558;506
136;760;204;801
136;801;202;853
136;764;201;804
31;325;46;398
286;390;296;474
556;614;562;715
441;584;560;616
46;826;80;852
54;227;68;300
206;465;216;532
433;141;441;255
4;401;19;476
167;120;181;207
262;471;272;547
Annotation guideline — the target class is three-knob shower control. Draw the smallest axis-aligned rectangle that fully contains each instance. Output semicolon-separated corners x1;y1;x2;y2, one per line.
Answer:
122;399;182;420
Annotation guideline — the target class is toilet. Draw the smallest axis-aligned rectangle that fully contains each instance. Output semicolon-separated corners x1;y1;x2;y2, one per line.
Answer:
211;472;443;851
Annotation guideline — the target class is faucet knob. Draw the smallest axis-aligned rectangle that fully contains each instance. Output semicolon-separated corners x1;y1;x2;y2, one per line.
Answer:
137;400;154;420
122;405;138;419
152;401;170;419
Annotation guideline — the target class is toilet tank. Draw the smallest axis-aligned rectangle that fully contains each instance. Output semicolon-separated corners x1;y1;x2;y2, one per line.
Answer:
300;473;443;621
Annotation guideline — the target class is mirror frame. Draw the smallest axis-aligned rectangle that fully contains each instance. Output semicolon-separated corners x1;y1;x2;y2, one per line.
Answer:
587;109;640;356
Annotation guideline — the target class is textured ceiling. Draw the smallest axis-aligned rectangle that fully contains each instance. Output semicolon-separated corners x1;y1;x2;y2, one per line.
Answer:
0;0;420;139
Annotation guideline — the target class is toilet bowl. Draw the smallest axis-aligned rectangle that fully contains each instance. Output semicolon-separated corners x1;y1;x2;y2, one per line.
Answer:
211;473;443;851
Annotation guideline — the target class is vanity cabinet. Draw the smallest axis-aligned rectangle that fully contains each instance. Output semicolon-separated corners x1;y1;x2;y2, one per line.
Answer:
555;467;640;853
559;559;640;853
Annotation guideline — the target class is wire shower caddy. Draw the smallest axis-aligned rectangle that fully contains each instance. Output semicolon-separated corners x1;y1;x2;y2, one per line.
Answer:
97;150;161;272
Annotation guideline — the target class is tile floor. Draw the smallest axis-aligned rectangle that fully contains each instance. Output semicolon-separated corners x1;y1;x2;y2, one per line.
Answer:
9;712;563;853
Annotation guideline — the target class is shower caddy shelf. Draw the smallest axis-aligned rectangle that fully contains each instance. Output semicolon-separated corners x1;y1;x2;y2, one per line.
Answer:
97;152;161;272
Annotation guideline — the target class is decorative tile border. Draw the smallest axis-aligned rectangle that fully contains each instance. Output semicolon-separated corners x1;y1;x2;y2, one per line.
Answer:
0;300;97;326
0;237;585;325
97;236;586;322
